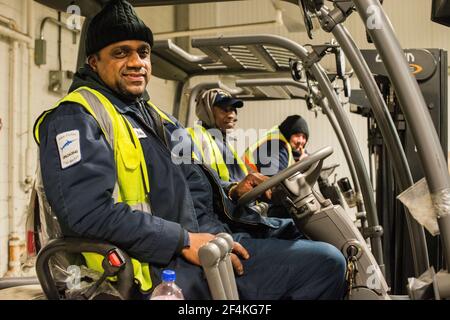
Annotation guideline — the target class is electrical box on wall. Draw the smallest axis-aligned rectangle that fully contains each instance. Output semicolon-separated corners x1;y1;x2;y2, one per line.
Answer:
35;39;46;66
48;70;74;94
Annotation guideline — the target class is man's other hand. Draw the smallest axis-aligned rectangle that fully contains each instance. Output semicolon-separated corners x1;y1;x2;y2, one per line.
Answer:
230;241;250;276
181;233;250;276
181;232;216;266
229;172;271;202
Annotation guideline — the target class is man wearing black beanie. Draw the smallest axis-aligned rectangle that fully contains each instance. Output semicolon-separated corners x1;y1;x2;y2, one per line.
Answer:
34;0;345;300
244;114;309;176
279;115;309;161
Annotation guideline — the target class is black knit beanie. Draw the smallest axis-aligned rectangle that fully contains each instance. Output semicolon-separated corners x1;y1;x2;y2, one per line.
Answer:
279;115;309;141
85;0;154;56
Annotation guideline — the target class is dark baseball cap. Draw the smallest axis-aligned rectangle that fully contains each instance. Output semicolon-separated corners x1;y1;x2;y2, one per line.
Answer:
213;91;244;109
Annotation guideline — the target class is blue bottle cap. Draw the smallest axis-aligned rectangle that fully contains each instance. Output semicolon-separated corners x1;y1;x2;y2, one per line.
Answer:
162;269;176;282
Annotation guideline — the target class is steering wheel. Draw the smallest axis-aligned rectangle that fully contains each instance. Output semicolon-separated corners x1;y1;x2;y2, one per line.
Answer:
238;146;334;206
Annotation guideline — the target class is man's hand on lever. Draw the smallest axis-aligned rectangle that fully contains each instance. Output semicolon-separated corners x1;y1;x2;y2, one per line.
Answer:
182;232;250;275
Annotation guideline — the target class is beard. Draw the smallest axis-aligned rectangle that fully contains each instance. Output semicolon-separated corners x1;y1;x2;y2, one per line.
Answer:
116;80;146;100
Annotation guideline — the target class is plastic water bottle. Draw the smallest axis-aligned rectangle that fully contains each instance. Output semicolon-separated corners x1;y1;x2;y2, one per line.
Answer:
150;269;184;300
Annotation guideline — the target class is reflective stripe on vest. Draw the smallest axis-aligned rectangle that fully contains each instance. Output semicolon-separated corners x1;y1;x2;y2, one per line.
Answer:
187;124;248;182
34;86;158;292
243;126;294;173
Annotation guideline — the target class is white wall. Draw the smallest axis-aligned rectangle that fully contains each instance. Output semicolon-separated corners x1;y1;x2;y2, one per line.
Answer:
0;1;82;277
0;35;10;277
137;5;178;114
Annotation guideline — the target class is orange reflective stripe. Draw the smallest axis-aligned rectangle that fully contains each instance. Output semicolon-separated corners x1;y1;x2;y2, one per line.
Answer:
243;126;294;171
243;154;258;173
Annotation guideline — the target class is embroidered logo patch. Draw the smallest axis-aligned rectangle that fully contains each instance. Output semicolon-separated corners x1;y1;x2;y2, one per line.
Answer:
133;127;147;139
56;130;81;169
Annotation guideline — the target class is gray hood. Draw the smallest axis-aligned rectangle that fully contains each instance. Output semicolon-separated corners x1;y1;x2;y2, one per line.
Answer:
195;89;221;128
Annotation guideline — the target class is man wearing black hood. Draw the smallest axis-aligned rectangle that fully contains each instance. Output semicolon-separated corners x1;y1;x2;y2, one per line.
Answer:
33;0;345;299
244;115;309;176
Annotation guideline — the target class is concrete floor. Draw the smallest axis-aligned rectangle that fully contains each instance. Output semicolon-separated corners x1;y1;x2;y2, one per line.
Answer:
0;285;44;300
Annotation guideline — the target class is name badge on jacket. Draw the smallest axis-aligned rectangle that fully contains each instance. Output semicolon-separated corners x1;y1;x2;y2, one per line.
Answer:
56;130;81;169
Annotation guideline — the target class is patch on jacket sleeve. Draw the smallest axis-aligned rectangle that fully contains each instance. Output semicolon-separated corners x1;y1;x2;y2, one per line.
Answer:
56;130;81;169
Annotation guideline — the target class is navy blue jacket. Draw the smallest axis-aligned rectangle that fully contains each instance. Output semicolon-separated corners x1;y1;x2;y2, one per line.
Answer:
253;139;291;176
254;139;307;176
37;66;282;267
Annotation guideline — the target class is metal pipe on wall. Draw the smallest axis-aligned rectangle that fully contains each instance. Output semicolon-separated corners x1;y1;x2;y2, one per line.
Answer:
0;0;37;193
6;40;21;276
24;0;35;190
0;14;18;30
0;0;35;276
0;24;31;43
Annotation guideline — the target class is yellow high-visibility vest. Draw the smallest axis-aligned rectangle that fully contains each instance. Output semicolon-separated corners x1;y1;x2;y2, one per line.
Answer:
243;126;294;173
187;124;248;182
34;86;172;292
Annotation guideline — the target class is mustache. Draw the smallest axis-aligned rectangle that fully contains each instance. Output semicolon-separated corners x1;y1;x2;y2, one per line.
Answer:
122;68;147;75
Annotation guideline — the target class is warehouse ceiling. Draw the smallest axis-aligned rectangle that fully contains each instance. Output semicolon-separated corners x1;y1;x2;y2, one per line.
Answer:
35;0;298;17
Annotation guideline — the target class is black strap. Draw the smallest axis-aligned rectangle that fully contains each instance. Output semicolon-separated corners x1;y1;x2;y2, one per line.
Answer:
135;100;168;149
139;100;169;148
145;103;168;148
